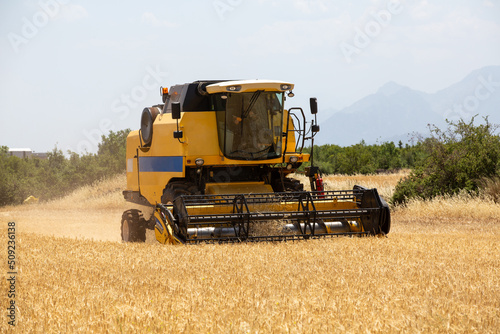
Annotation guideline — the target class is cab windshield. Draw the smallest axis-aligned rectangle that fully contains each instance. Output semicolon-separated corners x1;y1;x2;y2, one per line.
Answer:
213;91;284;160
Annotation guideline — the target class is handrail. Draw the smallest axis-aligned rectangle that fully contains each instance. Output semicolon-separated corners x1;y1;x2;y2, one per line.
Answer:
283;107;306;163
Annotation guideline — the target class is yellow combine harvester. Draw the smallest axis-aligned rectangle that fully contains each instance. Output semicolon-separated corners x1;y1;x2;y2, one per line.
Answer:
121;80;390;244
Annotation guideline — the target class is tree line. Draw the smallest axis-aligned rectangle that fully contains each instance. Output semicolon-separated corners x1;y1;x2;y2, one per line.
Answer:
304;140;427;175
0;129;130;206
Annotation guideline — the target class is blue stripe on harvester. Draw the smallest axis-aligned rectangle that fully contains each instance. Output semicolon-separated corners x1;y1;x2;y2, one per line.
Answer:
139;156;183;172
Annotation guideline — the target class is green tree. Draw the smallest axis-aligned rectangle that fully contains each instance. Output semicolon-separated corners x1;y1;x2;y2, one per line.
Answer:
97;129;131;175
0;147;16;206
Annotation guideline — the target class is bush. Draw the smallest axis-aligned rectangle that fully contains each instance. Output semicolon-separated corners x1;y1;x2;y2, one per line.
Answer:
392;117;500;204
480;176;500;203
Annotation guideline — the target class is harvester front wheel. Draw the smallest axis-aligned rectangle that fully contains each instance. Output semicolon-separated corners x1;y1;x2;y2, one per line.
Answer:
161;181;199;240
121;209;147;242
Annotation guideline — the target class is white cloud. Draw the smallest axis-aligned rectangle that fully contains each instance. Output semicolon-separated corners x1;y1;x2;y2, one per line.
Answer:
58;4;88;22
408;0;441;21
373;6;500;65
256;0;333;13
236;15;352;60
141;12;176;28
293;0;330;14
483;1;495;8
76;37;150;52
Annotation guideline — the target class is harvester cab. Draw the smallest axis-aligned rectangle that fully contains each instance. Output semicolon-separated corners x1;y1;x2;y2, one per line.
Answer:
121;80;390;244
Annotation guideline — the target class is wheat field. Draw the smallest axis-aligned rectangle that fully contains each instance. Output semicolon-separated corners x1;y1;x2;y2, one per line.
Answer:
1;173;499;332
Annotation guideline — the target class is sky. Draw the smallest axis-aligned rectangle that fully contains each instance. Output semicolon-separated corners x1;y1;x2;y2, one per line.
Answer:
1;0;499;154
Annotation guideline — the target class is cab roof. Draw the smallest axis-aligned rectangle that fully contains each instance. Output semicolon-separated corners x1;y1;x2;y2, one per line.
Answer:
206;80;294;94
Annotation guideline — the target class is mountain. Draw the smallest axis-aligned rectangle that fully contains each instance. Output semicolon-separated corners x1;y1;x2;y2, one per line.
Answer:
315;66;500;146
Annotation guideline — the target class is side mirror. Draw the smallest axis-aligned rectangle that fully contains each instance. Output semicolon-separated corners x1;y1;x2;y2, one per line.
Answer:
172;102;181;119
310;97;318;114
171;102;183;140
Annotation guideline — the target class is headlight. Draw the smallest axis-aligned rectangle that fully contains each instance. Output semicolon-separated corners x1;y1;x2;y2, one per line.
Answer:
280;84;291;90
289;156;298;163
226;85;241;92
195;158;204;167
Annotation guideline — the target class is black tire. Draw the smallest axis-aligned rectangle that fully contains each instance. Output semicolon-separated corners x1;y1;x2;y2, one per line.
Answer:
121;209;147;242
161;180;199;204
272;177;304;192
379;197;391;235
